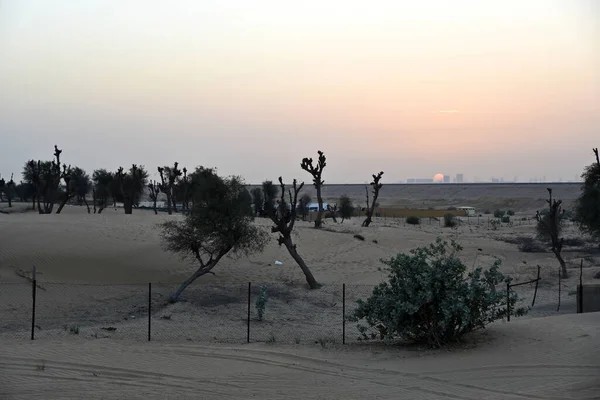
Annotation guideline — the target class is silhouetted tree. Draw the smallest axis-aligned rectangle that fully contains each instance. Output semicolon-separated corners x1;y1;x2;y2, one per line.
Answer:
160;170;268;302
56;166;90;214
115;164;148;214
575;148;600;240
158;162;182;215
362;171;384;227
14;181;34;203
297;193;311;221
339;194;354;223
263;177;320;289
0;174;13;206
251;187;264;216
92;169;113;214
148;180;161;215
536;188;567;278
301;150;326;228
326;203;338;222
23;146;66;214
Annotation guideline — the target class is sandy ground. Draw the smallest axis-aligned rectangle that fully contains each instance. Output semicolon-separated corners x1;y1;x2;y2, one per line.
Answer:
1;312;599;399
1;192;599;399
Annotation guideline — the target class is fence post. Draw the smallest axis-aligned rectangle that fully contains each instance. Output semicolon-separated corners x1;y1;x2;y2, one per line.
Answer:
247;282;251;343
342;283;346;345
148;282;152;341
557;267;561;312
31;267;37;340
506;281;511;322
578;259;583;313
532;266;540;307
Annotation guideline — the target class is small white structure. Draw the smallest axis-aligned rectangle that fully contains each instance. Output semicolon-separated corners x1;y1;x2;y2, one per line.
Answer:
306;202;328;212
457;206;476;216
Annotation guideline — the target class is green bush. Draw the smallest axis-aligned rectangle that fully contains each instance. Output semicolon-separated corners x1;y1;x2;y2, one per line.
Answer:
350;239;526;347
501;216;510;223
443;213;457;227
406;216;420;225
507;210;515;216
494;209;505;218
255;286;268;321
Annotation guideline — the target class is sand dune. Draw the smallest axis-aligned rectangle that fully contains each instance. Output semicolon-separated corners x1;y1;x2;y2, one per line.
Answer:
1;312;598;399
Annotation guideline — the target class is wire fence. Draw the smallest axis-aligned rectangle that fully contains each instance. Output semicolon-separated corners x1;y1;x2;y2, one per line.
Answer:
0;278;583;344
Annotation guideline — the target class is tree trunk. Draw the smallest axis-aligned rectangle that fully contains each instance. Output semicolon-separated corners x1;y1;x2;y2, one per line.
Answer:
32;195;36;210
553;249;568;279
314;186;324;228
362;215;372;227
123;199;133;214
56;195;74;214
169;268;210;302
282;236;320;289
83;198;91;214
152;197;157;215
165;192;172;215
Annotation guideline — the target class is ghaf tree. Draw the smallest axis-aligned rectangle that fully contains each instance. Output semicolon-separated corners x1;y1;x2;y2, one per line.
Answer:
115;164;148;214
160;168;268;302
362;171;384;227
263;177;320;289
158;162;182;214
300;150;326;228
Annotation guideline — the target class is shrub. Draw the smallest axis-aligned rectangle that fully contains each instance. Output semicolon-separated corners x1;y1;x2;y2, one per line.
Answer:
350;239;526;347
354;234;365;241
507;210;515;216
443;213;457;227
494;209;505;218
517;237;546;253
490;220;500;230
406;216;420;225
255;286;268;321
501;216;510;223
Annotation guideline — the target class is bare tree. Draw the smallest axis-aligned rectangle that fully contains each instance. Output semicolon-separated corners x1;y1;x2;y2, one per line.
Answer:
148;180;160;215
263;177;320;289
301;151;326;228
536;188;567;278
362;171;384;227
326;203;338;223
158;162;182;215
160;171;268;302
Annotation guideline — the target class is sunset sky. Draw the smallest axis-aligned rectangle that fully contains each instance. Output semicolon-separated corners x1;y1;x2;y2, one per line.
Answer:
1;0;598;183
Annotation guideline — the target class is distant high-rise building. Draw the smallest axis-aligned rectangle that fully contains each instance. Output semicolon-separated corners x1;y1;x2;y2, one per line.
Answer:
455;173;464;183
443;175;451;183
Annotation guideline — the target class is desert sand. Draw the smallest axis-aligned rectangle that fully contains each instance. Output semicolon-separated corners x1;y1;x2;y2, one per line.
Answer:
1;183;599;399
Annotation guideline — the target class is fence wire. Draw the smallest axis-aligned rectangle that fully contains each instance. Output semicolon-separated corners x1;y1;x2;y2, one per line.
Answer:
0;279;570;344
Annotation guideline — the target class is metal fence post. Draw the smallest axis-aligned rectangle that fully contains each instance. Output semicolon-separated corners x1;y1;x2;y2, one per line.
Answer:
506;282;511;322
342;283;346;345
31;278;37;341
532;266;540;307
148;282;152;341
247;282;251;343
579;260;583;313
557;267;561;312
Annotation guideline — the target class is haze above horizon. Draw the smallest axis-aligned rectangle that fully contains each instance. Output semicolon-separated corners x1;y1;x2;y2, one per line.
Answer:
1;0;598;183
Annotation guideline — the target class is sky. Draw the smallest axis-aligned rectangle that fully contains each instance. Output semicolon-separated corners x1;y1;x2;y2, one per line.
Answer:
0;0;598;183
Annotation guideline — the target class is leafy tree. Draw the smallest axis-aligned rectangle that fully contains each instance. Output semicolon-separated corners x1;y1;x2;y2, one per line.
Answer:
494;209;505;218
263;177;320;289
300;151;326;228
13;180;35;203
23;146;67;214
56;167;91;214
92;169;113;214
406;216;420;225
362;171;384;227
251;187;264;216
444;213;457;227
115;164;148;214
160;170;268;301
350;238;526;347
338;194;354;223
297;193;311;221
0;174;14;206
575;148;600;240
536;188;567;278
